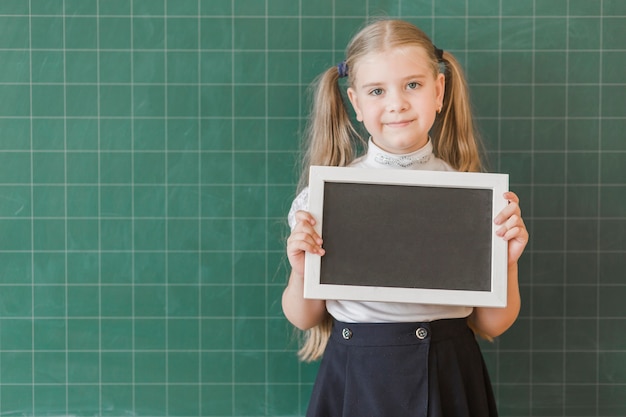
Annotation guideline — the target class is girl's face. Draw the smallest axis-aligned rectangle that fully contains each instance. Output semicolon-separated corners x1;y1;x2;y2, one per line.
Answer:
347;46;445;154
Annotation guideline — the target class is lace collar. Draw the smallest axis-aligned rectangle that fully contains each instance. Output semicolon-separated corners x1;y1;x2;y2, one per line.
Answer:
366;138;433;168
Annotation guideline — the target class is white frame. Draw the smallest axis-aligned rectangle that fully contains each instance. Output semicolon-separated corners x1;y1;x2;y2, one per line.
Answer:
304;165;509;307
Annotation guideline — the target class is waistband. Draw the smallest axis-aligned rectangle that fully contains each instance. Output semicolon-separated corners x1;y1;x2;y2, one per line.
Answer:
330;318;472;347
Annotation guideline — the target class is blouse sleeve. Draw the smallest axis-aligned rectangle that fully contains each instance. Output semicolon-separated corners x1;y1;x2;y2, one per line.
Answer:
287;187;309;230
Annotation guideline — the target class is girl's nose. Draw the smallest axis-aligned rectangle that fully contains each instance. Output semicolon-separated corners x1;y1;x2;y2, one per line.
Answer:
386;91;408;112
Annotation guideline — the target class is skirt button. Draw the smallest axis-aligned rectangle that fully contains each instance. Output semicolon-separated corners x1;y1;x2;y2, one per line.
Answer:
415;327;428;340
342;328;353;340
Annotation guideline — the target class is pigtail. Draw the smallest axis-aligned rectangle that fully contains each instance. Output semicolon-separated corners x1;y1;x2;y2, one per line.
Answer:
297;66;363;192
431;51;485;173
294;66;363;362
297;312;333;362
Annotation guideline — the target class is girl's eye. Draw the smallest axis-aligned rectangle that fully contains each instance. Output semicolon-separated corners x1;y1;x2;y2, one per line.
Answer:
369;88;383;96
407;82;419;89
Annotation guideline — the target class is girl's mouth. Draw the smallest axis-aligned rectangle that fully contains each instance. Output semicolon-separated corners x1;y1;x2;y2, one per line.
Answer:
385;119;414;128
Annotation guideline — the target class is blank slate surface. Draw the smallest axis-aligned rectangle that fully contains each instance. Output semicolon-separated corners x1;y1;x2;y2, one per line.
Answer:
320;182;493;291
304;166;509;307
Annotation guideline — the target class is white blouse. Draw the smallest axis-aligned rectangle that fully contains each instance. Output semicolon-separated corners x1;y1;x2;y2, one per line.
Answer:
288;139;473;323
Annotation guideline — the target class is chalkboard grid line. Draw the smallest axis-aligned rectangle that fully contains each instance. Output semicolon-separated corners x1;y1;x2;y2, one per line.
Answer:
130;0;138;414
95;2;102;415
5;115;626;120
63;6;71;416
163;2;170;414
2;316;289;322
4;50;626;61
4;207;626;219
229;2;237;415
294;2;303;413
5;80;626;86
196;4;204;415
263;3;269;415
594;5;604;416
6;13;626;18
496;2;505;403
7;280;626;288
2;346;624;353
562;6;571;414
2;379;626;387
26;3;34;417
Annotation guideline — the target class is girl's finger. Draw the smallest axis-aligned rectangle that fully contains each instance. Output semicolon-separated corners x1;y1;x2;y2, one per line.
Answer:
494;202;520;225
287;233;325;256
496;214;527;240
503;191;520;205
494;191;523;226
288;230;322;248
294;210;317;226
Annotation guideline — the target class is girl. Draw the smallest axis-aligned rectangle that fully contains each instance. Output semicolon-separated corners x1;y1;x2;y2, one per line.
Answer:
283;19;528;417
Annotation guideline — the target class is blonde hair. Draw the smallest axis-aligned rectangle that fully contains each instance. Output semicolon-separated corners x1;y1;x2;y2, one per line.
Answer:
295;19;485;362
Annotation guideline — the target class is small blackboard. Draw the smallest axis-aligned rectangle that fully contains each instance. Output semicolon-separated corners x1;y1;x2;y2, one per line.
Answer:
304;166;509;307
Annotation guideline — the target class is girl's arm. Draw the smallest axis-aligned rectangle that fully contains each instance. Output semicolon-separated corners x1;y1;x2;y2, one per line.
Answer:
470;191;528;338
282;210;328;330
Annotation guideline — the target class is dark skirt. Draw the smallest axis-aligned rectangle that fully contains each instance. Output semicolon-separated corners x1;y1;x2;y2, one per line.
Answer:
306;318;498;417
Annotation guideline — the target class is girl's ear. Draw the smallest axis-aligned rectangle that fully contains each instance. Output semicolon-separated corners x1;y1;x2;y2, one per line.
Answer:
347;87;363;122
435;72;445;109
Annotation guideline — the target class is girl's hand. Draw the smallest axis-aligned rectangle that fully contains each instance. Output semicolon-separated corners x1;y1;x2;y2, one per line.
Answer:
286;210;325;276
494;191;528;265
283;211;328;330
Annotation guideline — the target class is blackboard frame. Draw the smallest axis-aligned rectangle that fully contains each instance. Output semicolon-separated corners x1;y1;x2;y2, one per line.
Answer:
304;166;509;307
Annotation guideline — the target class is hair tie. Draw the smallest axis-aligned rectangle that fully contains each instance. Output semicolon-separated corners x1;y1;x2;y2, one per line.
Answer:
433;46;444;62
337;61;349;78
